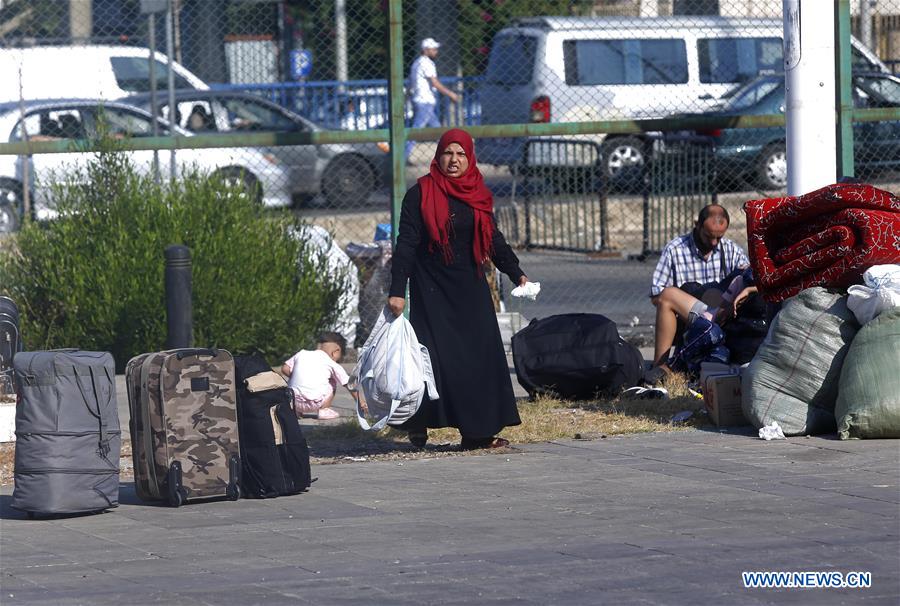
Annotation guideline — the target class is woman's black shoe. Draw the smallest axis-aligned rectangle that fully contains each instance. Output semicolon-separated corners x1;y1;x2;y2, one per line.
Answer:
408;430;428;448
460;436;510;450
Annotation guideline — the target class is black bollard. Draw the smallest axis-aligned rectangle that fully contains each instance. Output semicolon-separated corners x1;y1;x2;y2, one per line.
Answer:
164;245;193;349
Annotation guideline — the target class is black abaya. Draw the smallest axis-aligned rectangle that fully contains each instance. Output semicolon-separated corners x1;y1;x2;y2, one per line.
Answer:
389;184;524;439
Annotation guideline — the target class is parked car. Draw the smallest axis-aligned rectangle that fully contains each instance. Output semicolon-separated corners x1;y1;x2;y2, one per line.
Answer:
121;90;391;207
0;45;207;103
689;72;900;189
0;99;292;227
477;16;889;181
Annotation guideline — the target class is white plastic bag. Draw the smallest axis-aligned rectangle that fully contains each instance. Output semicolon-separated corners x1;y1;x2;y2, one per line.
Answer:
847;264;900;325
352;306;438;431
511;281;541;301
758;421;786;441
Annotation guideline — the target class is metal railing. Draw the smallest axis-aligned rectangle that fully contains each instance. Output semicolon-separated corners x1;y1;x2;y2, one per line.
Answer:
211;76;483;130
642;134;717;255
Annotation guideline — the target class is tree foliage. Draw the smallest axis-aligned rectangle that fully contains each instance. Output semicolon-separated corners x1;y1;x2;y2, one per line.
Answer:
0;149;349;370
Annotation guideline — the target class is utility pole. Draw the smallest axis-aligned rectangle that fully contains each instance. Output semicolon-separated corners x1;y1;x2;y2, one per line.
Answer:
783;0;837;195
166;0;177;181
860;0;874;51
69;0;92;42
335;0;348;85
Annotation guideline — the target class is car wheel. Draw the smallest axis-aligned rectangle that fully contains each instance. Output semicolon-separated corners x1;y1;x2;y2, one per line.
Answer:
600;137;645;180
322;154;375;208
0;180;22;233
757;143;787;190
213;168;263;205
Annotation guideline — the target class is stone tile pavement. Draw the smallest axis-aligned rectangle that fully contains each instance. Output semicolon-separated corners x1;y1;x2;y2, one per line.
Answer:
2;430;898;605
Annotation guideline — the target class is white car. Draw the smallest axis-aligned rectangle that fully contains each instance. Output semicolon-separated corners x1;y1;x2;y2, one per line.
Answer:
0;99;292;225
0;45;208;103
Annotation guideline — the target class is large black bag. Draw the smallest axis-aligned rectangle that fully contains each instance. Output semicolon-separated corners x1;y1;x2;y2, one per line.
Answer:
234;353;311;498
512;313;644;400
0;296;22;392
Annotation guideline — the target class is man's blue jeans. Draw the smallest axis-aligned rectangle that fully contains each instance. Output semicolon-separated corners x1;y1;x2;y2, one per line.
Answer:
405;102;440;161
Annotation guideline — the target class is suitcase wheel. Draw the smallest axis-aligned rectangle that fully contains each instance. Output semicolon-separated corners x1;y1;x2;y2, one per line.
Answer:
169;489;185;508
167;461;187;508
226;482;240;501
227;453;241;501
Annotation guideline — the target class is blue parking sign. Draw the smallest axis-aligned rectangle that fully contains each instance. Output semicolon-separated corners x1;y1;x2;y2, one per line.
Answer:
290;49;312;80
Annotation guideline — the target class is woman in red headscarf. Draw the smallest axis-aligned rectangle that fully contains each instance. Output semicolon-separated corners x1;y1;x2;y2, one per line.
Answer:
388;128;529;450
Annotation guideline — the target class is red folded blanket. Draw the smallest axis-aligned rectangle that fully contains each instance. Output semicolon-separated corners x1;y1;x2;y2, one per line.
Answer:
744;183;900;302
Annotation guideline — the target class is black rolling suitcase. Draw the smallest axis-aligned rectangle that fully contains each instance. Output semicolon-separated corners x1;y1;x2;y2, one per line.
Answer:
234;353;311;498
512;313;644;400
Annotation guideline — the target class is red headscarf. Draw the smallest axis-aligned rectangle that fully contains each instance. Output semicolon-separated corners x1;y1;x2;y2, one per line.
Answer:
418;128;494;269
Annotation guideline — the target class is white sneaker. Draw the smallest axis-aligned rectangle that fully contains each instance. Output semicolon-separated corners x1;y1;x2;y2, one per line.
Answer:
621;386;670;400
317;408;340;420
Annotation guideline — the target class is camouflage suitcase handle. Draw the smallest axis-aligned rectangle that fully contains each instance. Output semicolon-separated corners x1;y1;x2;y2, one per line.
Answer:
174;348;218;360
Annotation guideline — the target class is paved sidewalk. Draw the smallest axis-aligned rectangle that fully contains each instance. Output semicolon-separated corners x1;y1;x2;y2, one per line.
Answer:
2;430;898;605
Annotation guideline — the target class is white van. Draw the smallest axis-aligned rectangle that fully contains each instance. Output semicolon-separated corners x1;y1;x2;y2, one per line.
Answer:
0;45;208;103
478;16;888;178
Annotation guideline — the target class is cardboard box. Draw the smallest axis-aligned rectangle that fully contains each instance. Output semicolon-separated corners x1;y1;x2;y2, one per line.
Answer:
704;374;748;427
699;362;741;389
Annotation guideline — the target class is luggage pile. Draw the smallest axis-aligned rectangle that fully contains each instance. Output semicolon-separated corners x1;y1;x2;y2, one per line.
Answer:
741;282;900;439
705;183;899;435
9;342;313;517
738;183;900;438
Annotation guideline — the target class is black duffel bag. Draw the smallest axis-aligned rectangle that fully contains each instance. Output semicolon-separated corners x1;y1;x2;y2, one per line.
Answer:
234;353;312;498
512;313;644;400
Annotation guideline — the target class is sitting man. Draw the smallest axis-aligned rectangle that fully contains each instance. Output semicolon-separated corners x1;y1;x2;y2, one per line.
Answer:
650;204;750;374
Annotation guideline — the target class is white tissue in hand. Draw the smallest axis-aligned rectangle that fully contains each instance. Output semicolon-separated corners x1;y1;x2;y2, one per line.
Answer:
511;281;541;300
758;421;786;441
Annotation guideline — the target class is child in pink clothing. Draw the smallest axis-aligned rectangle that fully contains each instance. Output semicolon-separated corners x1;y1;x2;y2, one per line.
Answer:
281;332;350;420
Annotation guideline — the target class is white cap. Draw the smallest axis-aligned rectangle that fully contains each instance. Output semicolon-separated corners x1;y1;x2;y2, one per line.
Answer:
421;37;440;50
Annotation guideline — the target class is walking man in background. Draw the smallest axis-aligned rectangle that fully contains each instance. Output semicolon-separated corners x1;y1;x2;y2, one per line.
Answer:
405;37;460;164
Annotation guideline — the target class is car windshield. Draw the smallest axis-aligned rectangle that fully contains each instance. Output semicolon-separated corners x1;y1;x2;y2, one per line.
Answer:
218;97;298;131
110;56;193;93
486;33;537;85
95;106;170;137
723;78;783;111
856;76;900;106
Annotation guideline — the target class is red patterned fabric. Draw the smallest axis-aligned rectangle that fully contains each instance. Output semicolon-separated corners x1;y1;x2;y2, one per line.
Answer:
744;183;900;302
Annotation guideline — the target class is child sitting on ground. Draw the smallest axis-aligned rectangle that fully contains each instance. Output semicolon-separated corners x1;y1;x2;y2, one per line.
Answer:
281;332;352;420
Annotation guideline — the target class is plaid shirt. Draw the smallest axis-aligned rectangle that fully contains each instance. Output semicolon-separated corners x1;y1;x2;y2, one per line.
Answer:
650;233;749;297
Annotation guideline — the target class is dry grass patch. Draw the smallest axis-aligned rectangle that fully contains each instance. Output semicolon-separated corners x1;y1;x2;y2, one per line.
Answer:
305;373;707;463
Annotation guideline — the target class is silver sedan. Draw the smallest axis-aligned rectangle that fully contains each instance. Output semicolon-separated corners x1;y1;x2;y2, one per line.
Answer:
0;99;292;225
121;90;391;207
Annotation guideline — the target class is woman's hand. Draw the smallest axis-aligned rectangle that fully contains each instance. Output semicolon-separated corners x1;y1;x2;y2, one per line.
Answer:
387;296;406;317
518;275;529;287
732;286;757;317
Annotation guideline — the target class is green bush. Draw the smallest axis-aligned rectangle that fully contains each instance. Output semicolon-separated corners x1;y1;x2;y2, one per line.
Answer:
0;149;349;370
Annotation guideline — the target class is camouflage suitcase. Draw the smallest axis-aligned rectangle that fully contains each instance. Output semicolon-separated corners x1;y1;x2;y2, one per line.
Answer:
126;348;241;507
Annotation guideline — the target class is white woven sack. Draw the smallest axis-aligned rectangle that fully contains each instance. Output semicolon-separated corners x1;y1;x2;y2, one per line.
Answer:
353;306;438;431
847;264;900;326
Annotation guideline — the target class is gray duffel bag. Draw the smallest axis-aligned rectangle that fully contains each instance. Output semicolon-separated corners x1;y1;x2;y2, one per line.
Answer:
12;349;121;517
